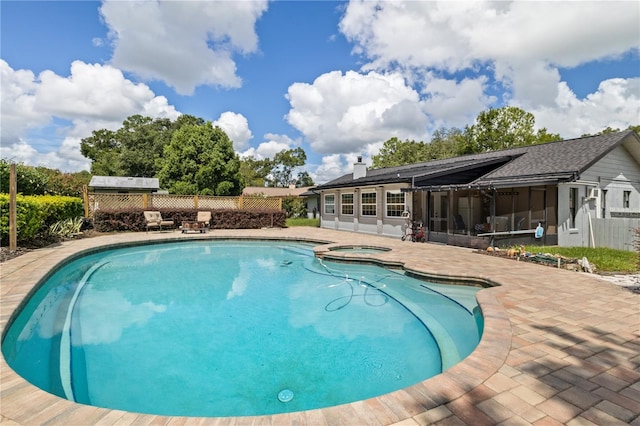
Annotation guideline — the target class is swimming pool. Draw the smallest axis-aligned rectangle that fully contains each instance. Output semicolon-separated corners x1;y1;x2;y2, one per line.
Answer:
2;240;482;417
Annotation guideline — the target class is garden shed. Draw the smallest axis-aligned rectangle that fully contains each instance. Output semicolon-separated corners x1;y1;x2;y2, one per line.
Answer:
88;176;160;194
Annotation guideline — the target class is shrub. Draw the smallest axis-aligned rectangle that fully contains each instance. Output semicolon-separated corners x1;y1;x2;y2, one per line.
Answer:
282;196;307;218
0;194;84;244
211;209;286;229
34;195;84;226
0;159;48;195
92;208;286;232
635;227;640;269
47;217;84;239
0;194;45;242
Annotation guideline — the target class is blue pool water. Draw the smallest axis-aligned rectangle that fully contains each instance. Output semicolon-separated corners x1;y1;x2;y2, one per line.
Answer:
2;240;483;417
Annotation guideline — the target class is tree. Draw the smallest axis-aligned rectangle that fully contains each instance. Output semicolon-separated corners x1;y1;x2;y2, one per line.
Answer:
239;156;273;187
80;128;122;176
370;108;564;168
582;125;640;137
0;159;48;195
117;115;172;178
35;167;91;197
268;148;307;187
371;137;430;169
429;127;467;159
296;171;314;187
157;122;243;195
461;106;561;154
534;128;561;144
80;114;204;177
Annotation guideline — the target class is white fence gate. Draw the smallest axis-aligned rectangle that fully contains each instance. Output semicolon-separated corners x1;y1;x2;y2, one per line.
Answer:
591;218;639;251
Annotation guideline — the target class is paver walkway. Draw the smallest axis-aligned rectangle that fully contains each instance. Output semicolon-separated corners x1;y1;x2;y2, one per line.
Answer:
1;228;639;425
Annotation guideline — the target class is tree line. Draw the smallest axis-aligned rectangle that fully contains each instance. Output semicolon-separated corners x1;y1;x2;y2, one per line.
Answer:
371;106;639;169
80;114;314;195
2;107;637;197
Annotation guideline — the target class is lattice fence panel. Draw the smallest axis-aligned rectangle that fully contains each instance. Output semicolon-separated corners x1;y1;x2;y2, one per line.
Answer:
197;196;240;209
86;193;282;217
149;195;195;209
88;194;144;217
243;197;281;210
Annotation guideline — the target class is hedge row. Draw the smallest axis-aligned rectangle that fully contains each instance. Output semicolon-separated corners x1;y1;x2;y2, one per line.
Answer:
0;194;84;242
93;209;286;232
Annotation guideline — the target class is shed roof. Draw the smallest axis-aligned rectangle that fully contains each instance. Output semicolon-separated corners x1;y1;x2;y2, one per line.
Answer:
316;130;640;191
89;176;160;191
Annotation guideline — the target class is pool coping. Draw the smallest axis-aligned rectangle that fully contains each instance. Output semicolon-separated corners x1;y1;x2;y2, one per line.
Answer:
2;228;639;425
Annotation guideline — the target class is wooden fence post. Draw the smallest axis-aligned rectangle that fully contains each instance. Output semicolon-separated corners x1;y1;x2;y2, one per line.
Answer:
82;185;89;218
9;163;17;252
194;195;199;209
142;193;148;209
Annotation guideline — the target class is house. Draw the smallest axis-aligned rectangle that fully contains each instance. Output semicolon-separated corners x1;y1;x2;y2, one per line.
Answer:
88;176;160;193
314;130;640;250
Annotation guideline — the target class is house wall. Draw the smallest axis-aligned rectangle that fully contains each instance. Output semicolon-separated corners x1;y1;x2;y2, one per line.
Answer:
558;143;640;248
582;143;640;218
319;183;411;238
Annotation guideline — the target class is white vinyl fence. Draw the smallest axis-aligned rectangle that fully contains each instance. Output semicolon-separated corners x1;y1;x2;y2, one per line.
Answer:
591;218;639;251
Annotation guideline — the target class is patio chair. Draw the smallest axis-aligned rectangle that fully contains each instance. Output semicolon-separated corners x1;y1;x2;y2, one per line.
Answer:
453;214;466;233
514;216;525;231
143;211;174;232
197;211;211;232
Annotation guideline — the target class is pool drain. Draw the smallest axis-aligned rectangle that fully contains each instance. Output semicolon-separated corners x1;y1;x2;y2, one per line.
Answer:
278;389;294;402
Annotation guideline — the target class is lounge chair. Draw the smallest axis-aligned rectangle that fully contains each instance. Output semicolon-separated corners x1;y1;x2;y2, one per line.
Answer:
197;211;211;232
144;211;174;232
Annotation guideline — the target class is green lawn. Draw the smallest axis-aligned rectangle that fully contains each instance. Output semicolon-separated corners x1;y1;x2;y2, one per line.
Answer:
285;217;320;227
524;245;638;274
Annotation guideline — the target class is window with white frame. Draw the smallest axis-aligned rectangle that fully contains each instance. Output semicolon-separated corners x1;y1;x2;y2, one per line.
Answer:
324;194;335;214
341;193;354;215
386;191;405;217
569;187;578;227
361;192;377;216
623;191;630;208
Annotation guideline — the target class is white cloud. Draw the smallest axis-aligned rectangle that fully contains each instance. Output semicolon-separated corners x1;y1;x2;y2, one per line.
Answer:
1;61;49;142
240;133;297;160
286;70;429;154
337;0;639;138
311;153;378;185
420;74;495;129
340;1;639;74
212;111;253;151
530;78;640;138
100;0;268;95
0;60;180;171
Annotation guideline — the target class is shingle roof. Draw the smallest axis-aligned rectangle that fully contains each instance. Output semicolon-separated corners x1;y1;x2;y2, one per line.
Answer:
89;176;159;190
316;130;640;191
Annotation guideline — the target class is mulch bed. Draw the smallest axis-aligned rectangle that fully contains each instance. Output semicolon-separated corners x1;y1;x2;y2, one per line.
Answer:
0;231;102;263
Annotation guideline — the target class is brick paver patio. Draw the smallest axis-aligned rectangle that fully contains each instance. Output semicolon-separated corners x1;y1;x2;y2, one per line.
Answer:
1;228;638;425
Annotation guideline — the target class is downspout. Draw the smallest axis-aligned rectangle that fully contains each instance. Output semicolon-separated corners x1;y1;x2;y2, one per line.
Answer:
587;210;595;248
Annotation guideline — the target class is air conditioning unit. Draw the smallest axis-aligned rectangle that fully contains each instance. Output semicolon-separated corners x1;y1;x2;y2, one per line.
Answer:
587;187;601;200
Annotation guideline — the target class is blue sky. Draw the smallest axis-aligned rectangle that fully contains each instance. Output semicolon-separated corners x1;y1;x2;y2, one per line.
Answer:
1;1;639;184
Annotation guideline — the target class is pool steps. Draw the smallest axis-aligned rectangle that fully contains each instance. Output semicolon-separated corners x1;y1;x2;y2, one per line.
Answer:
59;260;110;402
